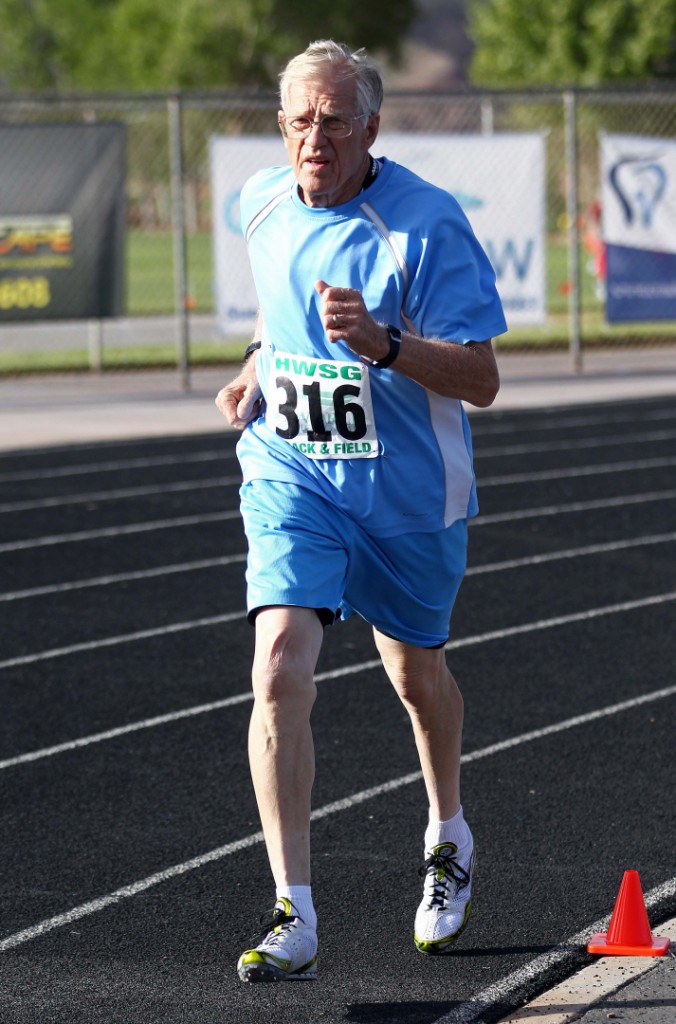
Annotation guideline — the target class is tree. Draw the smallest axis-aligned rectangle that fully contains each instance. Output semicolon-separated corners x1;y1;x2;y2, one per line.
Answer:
0;0;117;90
0;0;417;92
469;0;676;86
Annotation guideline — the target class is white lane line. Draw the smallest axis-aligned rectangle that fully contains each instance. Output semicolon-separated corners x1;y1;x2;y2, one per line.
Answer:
3;486;676;555
476;427;676;459
0;432;234;462
4;421;674;486
470;405;676;437
2;416;672;484
0;611;246;670
0;657;375;771
0;449;232;484
474;488;676;526
466;531;676;575
0;554;247;603
4;454;674;516
0;692;255;770
445;591;676;651
493;916;676;1024
2;588;675;673
0;829;263;953
480;454;676;486
0;476;240;514
2;596;675;768
4;588;676;674
1;690;674;952
0;510;237;554
430;877;676;1024
1;400;672;473
1;524;674;604
458;683;676;765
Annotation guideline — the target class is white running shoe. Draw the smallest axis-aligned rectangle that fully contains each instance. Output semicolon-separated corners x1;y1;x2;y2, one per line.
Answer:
237;897;318;983
414;839;475;954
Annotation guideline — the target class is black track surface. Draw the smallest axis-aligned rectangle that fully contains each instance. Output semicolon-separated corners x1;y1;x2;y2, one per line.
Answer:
1;396;675;1024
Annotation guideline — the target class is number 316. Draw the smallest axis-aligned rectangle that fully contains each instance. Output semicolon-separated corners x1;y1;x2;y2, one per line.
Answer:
275;376;367;442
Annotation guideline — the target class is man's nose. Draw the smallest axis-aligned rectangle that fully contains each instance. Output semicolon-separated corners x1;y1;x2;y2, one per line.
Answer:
306;120;327;143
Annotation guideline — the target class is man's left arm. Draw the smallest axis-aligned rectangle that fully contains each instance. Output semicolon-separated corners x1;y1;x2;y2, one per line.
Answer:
382;331;499;408
316;280;500;409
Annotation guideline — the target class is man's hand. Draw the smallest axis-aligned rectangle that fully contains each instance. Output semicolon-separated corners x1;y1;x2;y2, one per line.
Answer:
215;364;262;429
316;279;499;407
316;279;389;364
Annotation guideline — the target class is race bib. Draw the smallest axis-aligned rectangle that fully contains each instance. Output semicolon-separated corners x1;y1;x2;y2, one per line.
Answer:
266;351;379;459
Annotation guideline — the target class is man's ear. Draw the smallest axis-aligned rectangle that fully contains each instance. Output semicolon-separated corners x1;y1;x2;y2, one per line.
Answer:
366;113;380;147
278;110;290;152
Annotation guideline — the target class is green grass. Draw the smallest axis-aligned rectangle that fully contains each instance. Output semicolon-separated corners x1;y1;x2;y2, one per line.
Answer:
124;230;602;319
127;230;215;314
0;341;247;375
1;230;673;375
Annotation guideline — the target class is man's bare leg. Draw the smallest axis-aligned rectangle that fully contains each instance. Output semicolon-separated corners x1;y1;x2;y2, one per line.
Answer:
249;606;324;885
373;629;463;819
373;628;473;953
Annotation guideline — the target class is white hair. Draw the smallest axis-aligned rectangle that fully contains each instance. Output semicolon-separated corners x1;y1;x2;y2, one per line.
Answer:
279;40;384;116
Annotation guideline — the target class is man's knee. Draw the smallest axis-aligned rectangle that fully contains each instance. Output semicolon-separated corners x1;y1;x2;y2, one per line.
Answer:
375;630;441;684
395;664;456;711
252;606;322;707
376;637;460;714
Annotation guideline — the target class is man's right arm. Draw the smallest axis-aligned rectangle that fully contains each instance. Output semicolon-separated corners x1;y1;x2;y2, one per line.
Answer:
214;311;264;429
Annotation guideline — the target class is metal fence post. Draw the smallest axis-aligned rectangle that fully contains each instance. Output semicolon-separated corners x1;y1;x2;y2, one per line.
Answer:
168;94;190;391
481;97;494;135
564;89;582;374
83;106;104;373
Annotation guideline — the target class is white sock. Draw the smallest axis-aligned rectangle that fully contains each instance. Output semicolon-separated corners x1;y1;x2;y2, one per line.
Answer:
424;805;472;854
276;885;317;930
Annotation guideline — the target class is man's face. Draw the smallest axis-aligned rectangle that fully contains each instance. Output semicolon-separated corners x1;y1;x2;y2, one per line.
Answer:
280;72;380;208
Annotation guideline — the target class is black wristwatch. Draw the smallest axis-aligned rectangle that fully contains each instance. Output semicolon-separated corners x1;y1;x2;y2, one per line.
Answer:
243;339;262;363
362;325;401;369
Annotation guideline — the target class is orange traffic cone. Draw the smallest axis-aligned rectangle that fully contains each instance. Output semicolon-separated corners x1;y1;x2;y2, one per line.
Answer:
587;870;670;956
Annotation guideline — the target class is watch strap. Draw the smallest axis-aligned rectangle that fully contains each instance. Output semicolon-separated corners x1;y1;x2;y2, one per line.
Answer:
369;325;401;369
243;339;262;363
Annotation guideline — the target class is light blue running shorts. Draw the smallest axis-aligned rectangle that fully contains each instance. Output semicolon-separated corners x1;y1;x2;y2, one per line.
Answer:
239;479;468;649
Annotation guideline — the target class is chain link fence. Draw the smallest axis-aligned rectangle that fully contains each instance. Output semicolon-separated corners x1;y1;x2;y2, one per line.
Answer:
0;85;674;381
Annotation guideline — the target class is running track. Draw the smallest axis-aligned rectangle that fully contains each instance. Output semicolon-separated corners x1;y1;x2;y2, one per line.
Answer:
1;395;675;1024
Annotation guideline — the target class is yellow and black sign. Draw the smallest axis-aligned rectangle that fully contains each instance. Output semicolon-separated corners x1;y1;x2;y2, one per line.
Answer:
0;123;126;321
0;215;73;263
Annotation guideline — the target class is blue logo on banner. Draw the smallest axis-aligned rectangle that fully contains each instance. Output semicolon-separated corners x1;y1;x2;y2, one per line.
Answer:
608;156;667;228
222;190;242;235
485;239;534;281
452;191;484;213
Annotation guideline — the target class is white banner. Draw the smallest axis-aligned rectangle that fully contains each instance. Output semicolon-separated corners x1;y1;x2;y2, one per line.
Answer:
601;133;676;254
210;136;287;335
601;133;676;322
210;132;546;335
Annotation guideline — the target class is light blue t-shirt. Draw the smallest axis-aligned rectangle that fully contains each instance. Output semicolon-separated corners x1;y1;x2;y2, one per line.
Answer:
236;156;507;537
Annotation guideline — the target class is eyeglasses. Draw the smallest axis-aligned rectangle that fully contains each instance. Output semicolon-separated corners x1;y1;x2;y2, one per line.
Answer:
278;112;371;139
